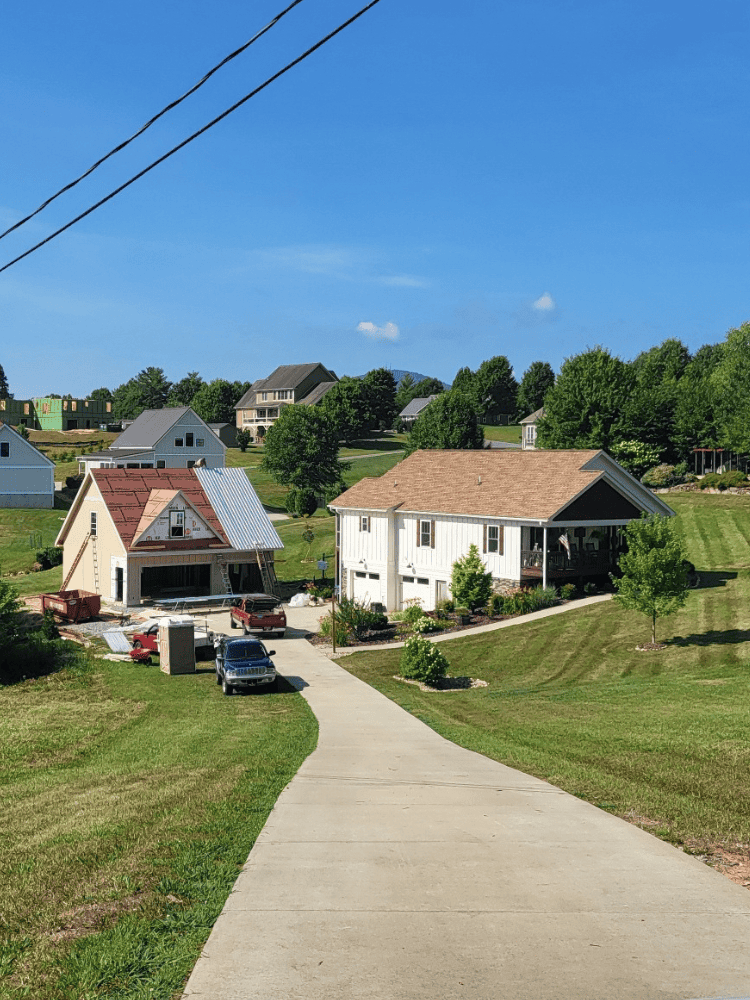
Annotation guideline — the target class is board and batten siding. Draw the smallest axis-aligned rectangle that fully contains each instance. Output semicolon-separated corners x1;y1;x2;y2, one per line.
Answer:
397;514;522;584
0;425;55;508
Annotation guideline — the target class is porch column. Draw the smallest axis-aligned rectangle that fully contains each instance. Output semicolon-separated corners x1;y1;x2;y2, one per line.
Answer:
542;527;548;589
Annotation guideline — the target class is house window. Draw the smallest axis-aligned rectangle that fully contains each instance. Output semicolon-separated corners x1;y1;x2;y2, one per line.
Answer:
276;390;291;400
170;511;185;538
196;438;204;446
484;524;504;555
185;433;194;447
260;392;268;401
174;437;183;447
402;576;415;583
417;577;429;586
368;573;380;580
355;571;366;578
90;511;97;536
417;519;435;548
360;516;370;532
0;442;8;458
187;460;196;468
156;460;166;469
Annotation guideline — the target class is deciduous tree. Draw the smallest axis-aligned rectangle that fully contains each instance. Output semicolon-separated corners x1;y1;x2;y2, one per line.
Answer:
361;368;397;430
406;390;483;453
474;356;517;420
262;405;347;500
168;371;205;407
112;367;172;420
516;361;555;417
88;387;112;401
612;514;688;645
711;322;750;453
537;347;633;452
191;378;248;425
0;364;8;399
319;377;370;444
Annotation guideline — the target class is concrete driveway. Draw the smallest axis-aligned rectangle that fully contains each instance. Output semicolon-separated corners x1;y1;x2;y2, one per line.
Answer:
183;634;750;1000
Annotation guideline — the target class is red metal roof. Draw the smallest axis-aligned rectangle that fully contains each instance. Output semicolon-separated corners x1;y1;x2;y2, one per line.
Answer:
91;469;230;551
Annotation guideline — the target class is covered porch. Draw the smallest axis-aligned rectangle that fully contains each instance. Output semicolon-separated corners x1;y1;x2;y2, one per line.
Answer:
520;524;623;585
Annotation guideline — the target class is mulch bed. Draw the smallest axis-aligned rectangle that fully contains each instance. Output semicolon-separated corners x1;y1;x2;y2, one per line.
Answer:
306;611;503;650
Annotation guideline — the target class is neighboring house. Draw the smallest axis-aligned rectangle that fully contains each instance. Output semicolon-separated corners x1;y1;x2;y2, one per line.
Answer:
0;396;113;430
209;423;237;448
520;407;544;450
328;449;673;612
398;395;439;430
234;363;338;443
0;423;55;508
76;408;226;474
55;467;282;607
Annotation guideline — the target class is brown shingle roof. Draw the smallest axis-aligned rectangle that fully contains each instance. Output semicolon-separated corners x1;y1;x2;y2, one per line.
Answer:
328;449;606;521
92;469;230;550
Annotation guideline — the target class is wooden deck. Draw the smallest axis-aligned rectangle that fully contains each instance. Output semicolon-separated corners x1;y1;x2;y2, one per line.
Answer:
520;549;616;579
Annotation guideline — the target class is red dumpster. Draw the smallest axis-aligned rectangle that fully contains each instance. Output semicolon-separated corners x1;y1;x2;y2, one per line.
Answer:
40;590;101;623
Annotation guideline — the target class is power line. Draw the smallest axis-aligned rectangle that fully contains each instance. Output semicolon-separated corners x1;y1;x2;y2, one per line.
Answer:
1;0;383;276
0;0;308;244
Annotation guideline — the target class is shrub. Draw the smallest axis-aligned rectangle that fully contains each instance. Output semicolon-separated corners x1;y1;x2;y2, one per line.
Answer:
35;546;63;570
526;585;559;610
236;428;252;452
559;583;577;600
435;598;454;616
65;474;84;493
399;635;449;685
451;544;493;610
317;613;353;646
285;487;318;517
40;609;60;640
699;470;747;491
583;582;597;596
0;635;68;685
412;615;445;634
324;597;386;639
400;599;426;625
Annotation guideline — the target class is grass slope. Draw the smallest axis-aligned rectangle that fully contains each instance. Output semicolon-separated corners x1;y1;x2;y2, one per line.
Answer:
0;655;317;999
342;492;750;847
481;423;522;444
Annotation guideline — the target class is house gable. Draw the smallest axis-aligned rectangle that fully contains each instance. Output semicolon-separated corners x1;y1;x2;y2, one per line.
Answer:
551;479;643;521
132;489;224;545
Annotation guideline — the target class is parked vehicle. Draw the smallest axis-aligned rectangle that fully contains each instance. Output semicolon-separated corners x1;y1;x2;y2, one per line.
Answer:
130;617;215;659
214;636;277;695
230;594;286;638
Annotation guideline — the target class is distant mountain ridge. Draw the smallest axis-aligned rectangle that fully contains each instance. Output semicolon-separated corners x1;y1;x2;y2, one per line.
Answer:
351;369;451;390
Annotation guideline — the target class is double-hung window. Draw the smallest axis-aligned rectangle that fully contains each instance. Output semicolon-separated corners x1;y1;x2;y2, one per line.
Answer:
417;519;435;548
0;442;8;458
483;523;504;555
360;516;370;533
170;511;185;538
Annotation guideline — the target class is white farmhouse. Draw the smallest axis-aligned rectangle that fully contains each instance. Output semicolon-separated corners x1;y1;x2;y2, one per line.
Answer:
0;423;55;508
77;408;226;474
328;449;674;611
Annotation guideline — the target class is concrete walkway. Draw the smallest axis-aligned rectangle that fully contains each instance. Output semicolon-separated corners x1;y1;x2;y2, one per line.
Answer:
183;638;750;1000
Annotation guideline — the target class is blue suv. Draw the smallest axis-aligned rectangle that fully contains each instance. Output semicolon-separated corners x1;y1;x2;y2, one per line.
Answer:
214;636;278;695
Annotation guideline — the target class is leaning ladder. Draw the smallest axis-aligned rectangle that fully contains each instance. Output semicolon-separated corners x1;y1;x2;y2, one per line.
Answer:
256;550;279;597
218;562;233;595
60;533;90;591
91;536;101;596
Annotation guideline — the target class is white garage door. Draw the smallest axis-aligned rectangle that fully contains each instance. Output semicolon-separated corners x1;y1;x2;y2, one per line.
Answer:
351;571;383;606
400;575;432;610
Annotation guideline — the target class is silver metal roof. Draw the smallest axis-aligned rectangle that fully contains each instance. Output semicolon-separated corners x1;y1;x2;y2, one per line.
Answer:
399;395;438;418
110;408;189;449
195;467;283;551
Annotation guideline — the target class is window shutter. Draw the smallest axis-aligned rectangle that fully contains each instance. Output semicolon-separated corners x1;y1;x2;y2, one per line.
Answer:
416;519;420;547
430;520;435;549
499;526;504;555
483;524;487;553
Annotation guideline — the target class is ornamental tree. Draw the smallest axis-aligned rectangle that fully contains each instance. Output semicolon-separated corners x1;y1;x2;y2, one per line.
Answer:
516;361;555;418
406;390;483;453
451;544;493;610
611;514;689;645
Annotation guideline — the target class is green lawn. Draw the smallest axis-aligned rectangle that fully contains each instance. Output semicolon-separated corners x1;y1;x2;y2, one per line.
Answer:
0;653;317;999
341;491;750;847
0;508;67;576
481;423;522;444
274;516;336;583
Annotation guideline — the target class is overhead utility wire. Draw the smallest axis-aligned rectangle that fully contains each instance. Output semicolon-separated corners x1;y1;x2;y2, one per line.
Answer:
0;0;307;244
0;0;383;276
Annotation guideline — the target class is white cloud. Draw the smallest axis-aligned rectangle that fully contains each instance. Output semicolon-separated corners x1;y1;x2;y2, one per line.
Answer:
357;321;400;341
532;292;556;312
377;274;429;288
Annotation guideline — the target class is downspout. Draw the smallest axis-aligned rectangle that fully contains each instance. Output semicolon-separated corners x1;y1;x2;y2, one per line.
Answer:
542;526;548;589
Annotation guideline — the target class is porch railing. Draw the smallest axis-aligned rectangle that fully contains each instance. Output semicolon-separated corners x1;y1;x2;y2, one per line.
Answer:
521;548;617;577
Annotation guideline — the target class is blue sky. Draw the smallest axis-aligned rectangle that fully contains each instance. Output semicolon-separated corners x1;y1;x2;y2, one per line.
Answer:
2;0;749;399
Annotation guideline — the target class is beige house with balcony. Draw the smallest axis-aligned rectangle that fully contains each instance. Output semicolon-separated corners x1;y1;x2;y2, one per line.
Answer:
234;363;338;443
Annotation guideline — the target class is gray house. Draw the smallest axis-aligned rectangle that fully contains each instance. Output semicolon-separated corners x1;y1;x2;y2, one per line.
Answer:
77;408;226;474
234;363;338;443
0;423;55;508
398;395;439;430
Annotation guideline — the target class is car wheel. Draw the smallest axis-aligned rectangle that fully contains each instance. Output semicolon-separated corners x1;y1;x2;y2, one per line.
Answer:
222;676;234;696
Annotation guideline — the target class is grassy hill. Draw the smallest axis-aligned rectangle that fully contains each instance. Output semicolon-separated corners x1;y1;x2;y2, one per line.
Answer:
342;491;750;848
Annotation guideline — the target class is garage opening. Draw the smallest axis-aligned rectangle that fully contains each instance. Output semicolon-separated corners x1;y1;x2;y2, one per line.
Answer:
140;563;210;601
228;562;264;594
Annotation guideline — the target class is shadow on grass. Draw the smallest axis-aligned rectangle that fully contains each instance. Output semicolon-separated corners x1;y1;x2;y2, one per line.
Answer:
693;570;737;589
669;628;750;648
343;436;405;452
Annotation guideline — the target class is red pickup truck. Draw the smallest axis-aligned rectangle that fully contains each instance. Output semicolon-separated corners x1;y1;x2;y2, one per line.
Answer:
230;594;286;638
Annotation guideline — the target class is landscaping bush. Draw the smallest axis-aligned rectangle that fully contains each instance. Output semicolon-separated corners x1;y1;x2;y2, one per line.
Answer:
559;583;578;600
526;585;559;611
35;546;63;570
65;474;84;493
318;613;353;646
399;635;449;685
399;599;426;625
435;598;454;616
451;544;493;610
40;608;60;641
489;593;504;615
236;428;252;452
323;597;387;640
583;582;597;596
641;464;694;488
699;470;747;491
0;635;67;685
412;615;445;634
